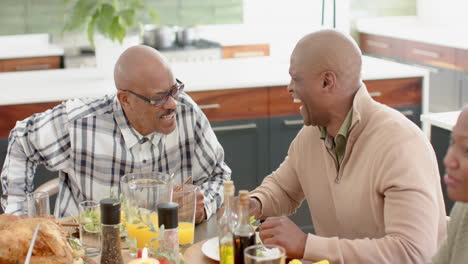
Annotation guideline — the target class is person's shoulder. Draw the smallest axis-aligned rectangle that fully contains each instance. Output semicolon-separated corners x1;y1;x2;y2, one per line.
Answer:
63;94;116;122
176;92;205;117
367;104;423;140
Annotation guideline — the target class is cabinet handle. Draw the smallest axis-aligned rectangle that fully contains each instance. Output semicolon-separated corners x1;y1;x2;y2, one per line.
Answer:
369;91;382;97
411;48;440;59
15;64;51;71
366;40;390;49
400;110;414;116
212;123;257;132
199;104;220;109
283;120;303;126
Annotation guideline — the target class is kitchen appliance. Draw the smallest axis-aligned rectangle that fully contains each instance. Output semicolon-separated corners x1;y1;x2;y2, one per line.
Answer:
143;25;177;49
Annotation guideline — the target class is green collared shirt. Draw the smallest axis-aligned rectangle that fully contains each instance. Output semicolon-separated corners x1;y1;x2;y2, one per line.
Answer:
320;109;353;167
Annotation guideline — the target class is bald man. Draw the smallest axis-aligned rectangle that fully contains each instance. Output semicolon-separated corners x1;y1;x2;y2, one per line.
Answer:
1;45;231;221
249;30;447;263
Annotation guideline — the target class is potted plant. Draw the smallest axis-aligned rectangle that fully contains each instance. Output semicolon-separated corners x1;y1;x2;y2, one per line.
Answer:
62;0;158;74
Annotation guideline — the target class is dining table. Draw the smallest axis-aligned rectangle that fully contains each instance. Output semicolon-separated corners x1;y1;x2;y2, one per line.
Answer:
88;215;219;263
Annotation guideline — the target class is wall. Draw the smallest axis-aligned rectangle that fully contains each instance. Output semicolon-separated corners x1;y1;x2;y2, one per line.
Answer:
0;0;243;36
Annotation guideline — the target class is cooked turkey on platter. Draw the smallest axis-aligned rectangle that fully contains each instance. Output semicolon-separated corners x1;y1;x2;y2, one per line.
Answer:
0;214;84;264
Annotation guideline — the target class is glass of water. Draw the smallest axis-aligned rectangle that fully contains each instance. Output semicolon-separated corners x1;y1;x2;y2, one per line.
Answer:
79;200;101;257
26;191;50;217
244;244;286;264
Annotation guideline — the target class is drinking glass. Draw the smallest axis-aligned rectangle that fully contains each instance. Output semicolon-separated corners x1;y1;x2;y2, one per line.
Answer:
120;171;174;255
26;191;50;217
244;244;286;264
174;186;196;246
79;200;101;257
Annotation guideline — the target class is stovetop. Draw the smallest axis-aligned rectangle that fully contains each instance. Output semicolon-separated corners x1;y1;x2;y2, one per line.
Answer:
149;39;221;52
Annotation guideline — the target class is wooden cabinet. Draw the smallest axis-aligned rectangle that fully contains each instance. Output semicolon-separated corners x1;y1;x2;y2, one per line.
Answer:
359;32;468;112
0;102;62;138
187;87;269;121
403;40;456;69
359;33;404;59
222;44;270;59
0;56;62;72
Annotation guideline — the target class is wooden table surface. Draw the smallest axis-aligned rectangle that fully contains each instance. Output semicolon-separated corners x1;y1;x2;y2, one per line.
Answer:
88;216;219;263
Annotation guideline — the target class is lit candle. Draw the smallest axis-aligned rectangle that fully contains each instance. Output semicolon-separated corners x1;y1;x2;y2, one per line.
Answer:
127;248;160;264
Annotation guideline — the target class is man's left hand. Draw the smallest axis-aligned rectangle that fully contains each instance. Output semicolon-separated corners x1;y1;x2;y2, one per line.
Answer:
173;184;206;224
259;216;307;259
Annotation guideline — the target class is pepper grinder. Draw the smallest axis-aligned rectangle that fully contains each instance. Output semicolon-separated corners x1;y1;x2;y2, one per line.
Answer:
100;198;124;264
157;202;179;262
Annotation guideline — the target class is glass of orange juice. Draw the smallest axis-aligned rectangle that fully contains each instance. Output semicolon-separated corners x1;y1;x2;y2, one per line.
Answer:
121;171;174;255
173;186;197;246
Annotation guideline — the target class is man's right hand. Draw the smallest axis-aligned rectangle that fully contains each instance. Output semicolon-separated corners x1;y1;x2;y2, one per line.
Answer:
217;196;263;220
249;197;262;219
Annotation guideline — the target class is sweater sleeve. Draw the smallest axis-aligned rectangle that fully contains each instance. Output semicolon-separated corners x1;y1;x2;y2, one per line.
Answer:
302;134;446;264
250;128;305;218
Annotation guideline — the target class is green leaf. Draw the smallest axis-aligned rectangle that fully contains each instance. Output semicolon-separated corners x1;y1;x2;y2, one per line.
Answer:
118;9;135;29
110;16;127;44
63;0;98;32
87;10;98;48
96;3;116;37
148;7;159;24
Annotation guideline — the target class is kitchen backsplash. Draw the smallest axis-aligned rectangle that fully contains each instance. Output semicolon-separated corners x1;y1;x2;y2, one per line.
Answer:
0;0;243;36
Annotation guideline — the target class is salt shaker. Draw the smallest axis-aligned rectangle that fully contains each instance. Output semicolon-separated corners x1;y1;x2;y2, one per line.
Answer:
158;202;179;262
100;198;124;264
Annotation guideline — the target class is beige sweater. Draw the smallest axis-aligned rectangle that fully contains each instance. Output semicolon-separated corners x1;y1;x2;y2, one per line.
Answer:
251;85;447;264
432;202;468;264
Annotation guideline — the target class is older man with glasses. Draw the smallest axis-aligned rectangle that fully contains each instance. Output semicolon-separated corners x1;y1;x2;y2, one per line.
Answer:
1;45;231;222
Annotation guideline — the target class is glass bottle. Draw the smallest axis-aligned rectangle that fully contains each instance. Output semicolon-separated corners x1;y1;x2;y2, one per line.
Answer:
100;198;124;264
158;202;180;263
217;181;237;264
233;190;256;264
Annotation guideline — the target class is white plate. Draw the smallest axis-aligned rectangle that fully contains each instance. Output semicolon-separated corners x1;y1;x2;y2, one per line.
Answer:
201;237;219;261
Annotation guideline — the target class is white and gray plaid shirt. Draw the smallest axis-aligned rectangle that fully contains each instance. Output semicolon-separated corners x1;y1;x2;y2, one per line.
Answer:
1;92;231;218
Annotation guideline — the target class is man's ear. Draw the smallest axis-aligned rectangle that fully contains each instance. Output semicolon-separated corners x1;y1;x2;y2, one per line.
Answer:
322;71;337;92
117;90;129;107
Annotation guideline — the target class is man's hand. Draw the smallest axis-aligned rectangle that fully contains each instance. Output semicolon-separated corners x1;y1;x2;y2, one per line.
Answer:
259;216;307;259
249;197;262;219
173;184;206;224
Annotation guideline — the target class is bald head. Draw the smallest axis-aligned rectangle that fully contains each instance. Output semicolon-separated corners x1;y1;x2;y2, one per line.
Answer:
114;45;172;93
292;29;362;92
453;106;468;137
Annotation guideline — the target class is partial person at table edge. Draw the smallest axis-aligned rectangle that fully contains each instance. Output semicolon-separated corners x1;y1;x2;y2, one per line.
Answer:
0;45;231;223
432;106;468;264
247;29;447;263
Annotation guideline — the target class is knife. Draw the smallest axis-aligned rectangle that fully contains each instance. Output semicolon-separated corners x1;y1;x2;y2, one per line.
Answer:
25;224;40;264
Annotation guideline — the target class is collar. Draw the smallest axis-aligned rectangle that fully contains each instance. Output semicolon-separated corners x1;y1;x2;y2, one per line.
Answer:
113;96;163;149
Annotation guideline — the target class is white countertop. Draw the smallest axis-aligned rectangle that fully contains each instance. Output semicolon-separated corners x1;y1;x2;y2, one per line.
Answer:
0;55;427;106
0;34;64;59
356;16;468;50
421;111;460;132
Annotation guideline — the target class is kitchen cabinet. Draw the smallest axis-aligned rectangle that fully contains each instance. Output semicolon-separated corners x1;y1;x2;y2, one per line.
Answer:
211;118;270;192
221;44;270;59
430;126;454;214
359;32;468;112
0;56;62;72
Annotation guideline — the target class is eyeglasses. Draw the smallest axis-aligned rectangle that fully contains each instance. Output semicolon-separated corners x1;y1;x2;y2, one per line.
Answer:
122;79;185;107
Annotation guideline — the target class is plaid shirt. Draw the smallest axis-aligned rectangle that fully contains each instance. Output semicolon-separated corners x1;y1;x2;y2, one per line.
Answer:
1;92;231;217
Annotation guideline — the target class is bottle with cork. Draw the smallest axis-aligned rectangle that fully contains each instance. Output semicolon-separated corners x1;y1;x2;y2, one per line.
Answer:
233;190;256;264
217;181;237;264
99;198;124;264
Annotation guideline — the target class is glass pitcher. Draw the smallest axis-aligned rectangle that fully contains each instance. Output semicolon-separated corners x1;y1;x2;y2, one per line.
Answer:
120;171;174;254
